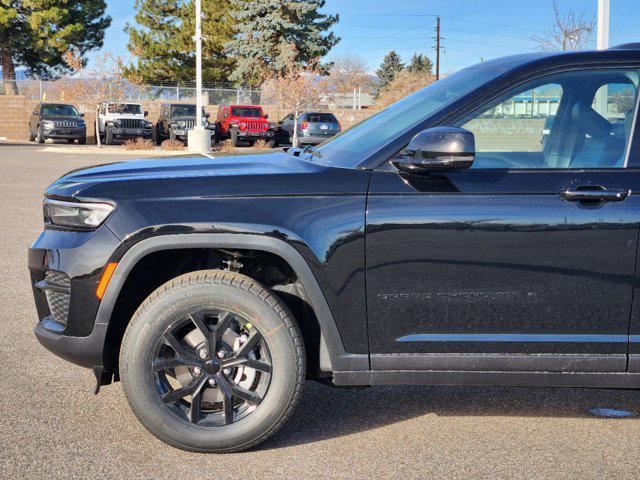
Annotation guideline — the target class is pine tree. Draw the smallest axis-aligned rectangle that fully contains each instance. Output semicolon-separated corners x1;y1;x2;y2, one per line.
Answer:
124;0;236;85
0;1;111;92
227;0;339;86
374;51;404;96
407;53;433;75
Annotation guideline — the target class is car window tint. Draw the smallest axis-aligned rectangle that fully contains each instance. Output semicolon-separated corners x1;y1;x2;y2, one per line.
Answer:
458;69;640;169
306;113;337;123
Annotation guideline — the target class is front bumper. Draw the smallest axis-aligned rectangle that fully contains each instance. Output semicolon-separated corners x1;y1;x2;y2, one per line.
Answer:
43;128;86;139
109;127;152;139
237;130;274;139
29;226;120;368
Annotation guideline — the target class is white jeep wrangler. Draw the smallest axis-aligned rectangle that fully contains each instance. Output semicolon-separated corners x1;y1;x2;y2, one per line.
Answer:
97;102;153;145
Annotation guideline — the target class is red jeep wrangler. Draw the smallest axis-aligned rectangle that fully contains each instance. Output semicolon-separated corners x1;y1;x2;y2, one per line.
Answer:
215;104;275;147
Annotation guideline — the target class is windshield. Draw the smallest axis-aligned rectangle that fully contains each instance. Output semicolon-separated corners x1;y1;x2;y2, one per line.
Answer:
171;104;205;117
317;62;510;167
232;107;263;117
108;103;142;114
42;104;79;117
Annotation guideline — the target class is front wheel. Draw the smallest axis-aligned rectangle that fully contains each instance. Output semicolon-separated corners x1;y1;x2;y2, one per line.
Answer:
105;128;114;145
120;270;305;453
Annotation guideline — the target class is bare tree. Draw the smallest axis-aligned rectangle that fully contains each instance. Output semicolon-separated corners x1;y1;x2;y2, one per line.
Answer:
57;51;136;110
326;54;375;94
532;0;596;51
375;70;435;108
262;46;325;148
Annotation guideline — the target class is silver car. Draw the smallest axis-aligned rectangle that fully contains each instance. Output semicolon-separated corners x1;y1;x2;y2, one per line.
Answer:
275;111;341;145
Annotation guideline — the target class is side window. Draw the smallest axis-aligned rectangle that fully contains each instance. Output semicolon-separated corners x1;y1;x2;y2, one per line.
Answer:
458;69;639;169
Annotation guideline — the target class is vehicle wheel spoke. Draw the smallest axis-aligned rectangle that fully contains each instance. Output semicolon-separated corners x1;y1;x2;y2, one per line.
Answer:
230;383;262;404
188;312;211;352
163;331;199;362
222;357;272;373
216;374;235;424
213;311;232;345
190;389;203;424
232;329;260;359
152;356;198;372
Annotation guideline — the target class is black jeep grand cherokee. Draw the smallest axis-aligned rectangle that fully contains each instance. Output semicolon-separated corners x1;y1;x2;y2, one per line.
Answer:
30;46;640;453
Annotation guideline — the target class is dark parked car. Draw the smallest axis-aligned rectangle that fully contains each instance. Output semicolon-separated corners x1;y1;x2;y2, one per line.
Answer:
30;44;640;453
274;111;341;146
155;103;215;144
28;103;86;144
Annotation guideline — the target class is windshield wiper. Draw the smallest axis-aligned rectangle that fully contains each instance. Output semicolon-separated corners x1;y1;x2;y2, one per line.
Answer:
301;145;323;159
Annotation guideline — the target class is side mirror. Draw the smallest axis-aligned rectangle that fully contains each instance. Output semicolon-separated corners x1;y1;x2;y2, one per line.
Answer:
80;113;85;117
205;112;211;118
264;113;269;119
144;111;149;117
392;126;475;173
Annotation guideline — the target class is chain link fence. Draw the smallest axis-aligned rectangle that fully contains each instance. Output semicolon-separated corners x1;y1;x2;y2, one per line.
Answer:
1;77;262;105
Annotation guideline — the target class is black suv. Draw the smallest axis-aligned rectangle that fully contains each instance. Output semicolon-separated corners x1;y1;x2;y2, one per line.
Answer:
155;103;215;144
30;45;640;453
28;103;87;144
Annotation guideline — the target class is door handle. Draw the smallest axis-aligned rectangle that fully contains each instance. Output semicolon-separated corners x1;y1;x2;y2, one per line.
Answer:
560;188;631;202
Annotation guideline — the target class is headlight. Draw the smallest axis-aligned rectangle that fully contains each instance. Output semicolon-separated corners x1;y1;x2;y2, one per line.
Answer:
77;121;86;128
144;120;152;128
239;122;247;129
177;121;186;128
42;120;54;129
114;119;122;127
43;199;114;229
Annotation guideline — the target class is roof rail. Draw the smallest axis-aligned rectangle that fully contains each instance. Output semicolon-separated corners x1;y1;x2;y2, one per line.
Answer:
609;43;640;50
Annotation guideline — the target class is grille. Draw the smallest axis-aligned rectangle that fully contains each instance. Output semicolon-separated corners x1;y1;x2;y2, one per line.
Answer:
183;120;196;129
244;120;266;132
53;120;77;128
44;271;71;327
122;118;144;129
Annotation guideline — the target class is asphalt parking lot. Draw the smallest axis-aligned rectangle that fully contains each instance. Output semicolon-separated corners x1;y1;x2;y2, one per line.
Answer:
1;142;639;479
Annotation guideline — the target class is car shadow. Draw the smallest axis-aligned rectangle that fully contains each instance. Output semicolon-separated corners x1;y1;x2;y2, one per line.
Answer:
259;381;640;450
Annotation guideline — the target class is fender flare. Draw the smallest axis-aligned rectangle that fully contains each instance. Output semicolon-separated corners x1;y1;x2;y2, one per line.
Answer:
95;233;368;372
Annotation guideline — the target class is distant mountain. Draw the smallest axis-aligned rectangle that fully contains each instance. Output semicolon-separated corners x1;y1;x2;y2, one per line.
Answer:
0;69;29;80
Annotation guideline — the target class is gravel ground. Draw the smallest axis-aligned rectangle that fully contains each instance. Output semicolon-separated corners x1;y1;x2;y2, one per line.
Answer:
1;142;639;479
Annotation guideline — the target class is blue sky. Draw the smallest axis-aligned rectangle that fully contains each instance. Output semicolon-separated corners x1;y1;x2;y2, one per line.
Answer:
89;0;640;75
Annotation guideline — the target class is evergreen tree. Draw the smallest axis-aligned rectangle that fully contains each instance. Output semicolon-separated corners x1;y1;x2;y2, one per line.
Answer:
124;0;236;85
374;50;404;96
227;0;339;86
0;1;111;90
407;53;433;75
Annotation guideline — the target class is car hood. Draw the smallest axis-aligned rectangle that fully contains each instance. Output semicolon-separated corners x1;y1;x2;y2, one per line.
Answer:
45;151;368;200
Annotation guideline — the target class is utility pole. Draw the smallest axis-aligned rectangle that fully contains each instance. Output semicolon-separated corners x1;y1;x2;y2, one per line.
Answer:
435;16;441;81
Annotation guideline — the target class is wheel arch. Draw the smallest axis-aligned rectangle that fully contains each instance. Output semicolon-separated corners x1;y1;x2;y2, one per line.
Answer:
96;233;368;378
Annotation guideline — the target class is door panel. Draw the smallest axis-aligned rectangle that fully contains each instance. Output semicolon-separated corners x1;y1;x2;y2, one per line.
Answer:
366;169;640;361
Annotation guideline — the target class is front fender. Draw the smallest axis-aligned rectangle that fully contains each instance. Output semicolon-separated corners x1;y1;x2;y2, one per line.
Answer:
96;233;369;372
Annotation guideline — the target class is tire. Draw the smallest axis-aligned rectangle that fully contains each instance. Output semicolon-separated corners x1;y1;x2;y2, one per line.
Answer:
27;128;35;142
155;127;163;145
36;126;44;144
169;129;177;142
79;135;86;145
120;270;305;453
67;138;75;144
105;128;113;145
231;129;240;147
267;139;276;148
